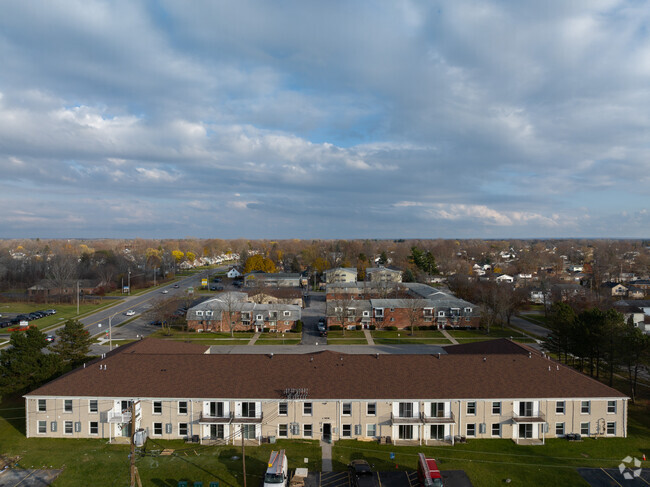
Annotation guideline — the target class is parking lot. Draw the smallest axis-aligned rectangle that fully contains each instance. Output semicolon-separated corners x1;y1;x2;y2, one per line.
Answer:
305;470;472;487
577;468;650;487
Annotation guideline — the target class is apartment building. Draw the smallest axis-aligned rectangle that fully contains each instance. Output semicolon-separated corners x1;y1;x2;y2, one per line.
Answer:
25;339;627;446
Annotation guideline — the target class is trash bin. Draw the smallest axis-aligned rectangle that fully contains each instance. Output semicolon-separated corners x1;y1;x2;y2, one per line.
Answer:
269;435;276;444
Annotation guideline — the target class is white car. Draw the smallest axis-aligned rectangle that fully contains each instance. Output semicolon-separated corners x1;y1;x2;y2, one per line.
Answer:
161;290;169;294
125;310;136;316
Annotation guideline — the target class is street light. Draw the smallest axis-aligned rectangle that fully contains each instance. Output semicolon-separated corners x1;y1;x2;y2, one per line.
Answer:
108;311;120;351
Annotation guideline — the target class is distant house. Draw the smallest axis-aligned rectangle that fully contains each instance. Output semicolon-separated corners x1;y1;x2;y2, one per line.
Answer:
627;286;645;299
568;265;584;273
529;289;550;305
365;267;402;283
28;279;103;297
244;272;301;288
246;288;304;308
323;267;357;284
495;274;514;284
227;267;242;279
601;282;628;297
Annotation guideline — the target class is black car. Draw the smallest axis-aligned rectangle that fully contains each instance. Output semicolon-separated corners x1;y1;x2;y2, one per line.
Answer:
348;460;379;487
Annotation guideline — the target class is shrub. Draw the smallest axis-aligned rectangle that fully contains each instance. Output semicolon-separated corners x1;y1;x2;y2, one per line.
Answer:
329;325;342;331
263;328;270;333
388;326;398;331
369;325;376;330
355;325;362;330
295;320;303;332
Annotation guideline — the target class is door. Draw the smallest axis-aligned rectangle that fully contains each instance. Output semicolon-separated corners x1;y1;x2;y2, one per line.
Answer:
322;423;331;443
431;424;444;440
121;423;131;437
519;424;532;439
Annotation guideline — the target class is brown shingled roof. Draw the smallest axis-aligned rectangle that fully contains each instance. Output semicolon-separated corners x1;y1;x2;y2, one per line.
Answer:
27;339;626;400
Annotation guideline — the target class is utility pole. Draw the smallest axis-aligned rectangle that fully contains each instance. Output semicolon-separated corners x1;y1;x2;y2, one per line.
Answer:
241;426;247;487
128;269;131;296
130;401;142;487
76;280;79;315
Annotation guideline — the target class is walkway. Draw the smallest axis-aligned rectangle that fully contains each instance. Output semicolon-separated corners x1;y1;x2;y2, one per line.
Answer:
320;440;333;472
248;332;261;345
440;329;458;345
363;329;375;345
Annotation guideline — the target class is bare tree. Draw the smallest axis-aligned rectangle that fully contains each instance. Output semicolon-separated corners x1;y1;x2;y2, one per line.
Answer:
330;298;354;336
400;299;428;335
220;292;244;337
48;254;79;299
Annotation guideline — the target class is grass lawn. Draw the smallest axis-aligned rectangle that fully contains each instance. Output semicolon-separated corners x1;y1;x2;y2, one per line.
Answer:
0;301;121;331
149;330;254;339
371;330;445;338
0;398;320;487
519;313;552;326
326;330;365;338
326;339;369;345
254;339;301;345
333;402;650;487
373;338;450;345
447;328;526;339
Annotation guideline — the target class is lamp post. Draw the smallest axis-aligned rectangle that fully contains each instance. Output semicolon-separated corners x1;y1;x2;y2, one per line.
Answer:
108;311;120;351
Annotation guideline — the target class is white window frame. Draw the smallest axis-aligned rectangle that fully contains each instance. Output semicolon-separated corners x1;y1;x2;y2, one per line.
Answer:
303;402;312;416
303;424;313;438
64;400;73;413
179;422;189;437
492;401;501;415
342;402;352;416
89;421;99;435
153;401;162;415
556;401;565;414
555;422;565;436
278;402;288;416
283;311;291;316
366;423;377;437
38;399;46;412
466;401;476;415
466;423;476;437
64;420;73;435
581;401;590;414
178;401;188;415
342;424;352;437
580;422;590;435
366;402;376;416
606;421;616;436
196;311;204;316
153;423;163;436
491;423;501;437
278;424;288;438
607;400;616;414
89;399;98;413
38;420;47;434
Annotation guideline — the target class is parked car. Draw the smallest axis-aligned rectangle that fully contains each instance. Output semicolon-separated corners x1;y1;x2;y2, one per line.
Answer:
46;335;56;342
125;310;136;316
348;460;379;487
161;290;169;294
45;309;56;315
173;284;180;288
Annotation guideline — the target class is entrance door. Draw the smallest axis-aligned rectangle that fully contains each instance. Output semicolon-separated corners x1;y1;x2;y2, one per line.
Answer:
121;423;131;437
323;423;331;443
430;424;444;440
519;424;533;439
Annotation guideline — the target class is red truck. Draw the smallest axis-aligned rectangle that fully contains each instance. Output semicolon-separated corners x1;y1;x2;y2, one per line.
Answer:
417;453;444;487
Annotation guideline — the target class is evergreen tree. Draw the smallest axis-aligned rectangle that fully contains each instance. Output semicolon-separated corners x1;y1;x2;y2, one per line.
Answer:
51;319;93;367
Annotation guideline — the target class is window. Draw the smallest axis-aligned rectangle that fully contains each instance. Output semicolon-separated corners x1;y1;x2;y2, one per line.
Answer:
342;402;352;416
581;401;590;414
367;424;376;437
89;400;98;413
492;402;501;415
178;401;188;415
196;311;204;316
580;422;590;435
431;402;445;418
278;402;288;416
154;422;163;436
607;401;616;414
398;402;413;418
430;424;444;440
303;424;313;438
209;424;225;439
179;423;188;436
367;403;376;416
242;424;256;439
518;401;533;417
556;401;565;414
491;423;501;437
556;423;565;436
398;424;413;439
38;420;47;434
38;399;46;412
303;402;312;416
466;402;476;415
342;424;352;437
606;422;616;435
90;421;98;435
153;401;162;415
390;307;395;312
278;424;288;437
64;400;72;413
241;402;256;417
284;311;290;316
206;311;213;317
466;424;476;437
64;421;73;434
209;401;224;417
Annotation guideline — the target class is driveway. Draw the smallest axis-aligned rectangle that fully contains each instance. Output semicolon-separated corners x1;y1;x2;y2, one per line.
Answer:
301;292;327;346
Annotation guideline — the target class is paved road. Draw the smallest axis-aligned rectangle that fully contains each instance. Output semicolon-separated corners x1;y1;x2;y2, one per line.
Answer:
511;314;550;338
301;292;327;345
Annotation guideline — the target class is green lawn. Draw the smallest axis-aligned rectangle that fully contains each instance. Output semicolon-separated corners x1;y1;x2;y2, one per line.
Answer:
0;301;121;331
326;339;369;345
149;330;254;339
326;330;365;338
371;330;445;338
519;313;552;326
447;328;526;339
373;338;450;345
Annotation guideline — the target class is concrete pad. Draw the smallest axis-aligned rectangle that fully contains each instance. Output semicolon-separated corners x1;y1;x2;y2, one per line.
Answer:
0;469;63;487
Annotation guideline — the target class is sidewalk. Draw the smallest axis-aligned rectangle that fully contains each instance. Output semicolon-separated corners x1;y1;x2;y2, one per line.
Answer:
363;329;375;345
320;440;333;472
248;332;262;345
440;329;458;344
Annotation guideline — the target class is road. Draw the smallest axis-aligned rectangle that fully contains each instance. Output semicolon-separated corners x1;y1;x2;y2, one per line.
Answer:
300;292;327;345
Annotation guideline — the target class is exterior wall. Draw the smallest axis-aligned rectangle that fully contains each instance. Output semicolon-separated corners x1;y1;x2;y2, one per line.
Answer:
187;315;297;333
367;270;402;283
325;270;357;284
26;396;627;443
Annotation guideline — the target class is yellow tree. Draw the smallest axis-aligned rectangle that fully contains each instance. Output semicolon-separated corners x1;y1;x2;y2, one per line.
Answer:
186;251;196;262
172;250;184;262
244;255;277;273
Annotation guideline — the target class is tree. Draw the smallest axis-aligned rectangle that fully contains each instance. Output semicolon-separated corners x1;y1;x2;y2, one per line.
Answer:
543;302;576;363
51;319;93;367
409;247;438;276
186;251;196;263
0;327;62;399
330;298;354;336
244;254;276;274
401;299;427;335
172;250;185;263
620;321;650;403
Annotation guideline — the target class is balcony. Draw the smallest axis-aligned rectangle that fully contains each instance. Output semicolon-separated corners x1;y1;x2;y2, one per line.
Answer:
421;411;456;424
107;410;132;423
390;412;421;425
199;412;233;424
512;411;545;423
233;413;264;424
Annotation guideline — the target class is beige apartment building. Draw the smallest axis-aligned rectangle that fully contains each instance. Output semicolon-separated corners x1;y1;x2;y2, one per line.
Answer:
25;339;627;446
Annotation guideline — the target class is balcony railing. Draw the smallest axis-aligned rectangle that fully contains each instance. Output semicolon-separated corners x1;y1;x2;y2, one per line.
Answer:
107;410;132;423
420;411;455;424
233;413;264;423
512;411;545;423
199;412;233;424
390;412;421;424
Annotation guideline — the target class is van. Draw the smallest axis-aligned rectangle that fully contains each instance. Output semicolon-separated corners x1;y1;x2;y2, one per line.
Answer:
263;449;288;487
417;453;444;487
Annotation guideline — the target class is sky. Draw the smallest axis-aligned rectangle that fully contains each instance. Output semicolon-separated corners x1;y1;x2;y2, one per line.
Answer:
1;0;649;239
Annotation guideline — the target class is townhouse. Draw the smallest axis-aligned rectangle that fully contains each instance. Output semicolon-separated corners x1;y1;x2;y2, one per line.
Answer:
365;267;403;283
323;267;358;284
244;272;302;288
186;293;301;332
25;339;627;446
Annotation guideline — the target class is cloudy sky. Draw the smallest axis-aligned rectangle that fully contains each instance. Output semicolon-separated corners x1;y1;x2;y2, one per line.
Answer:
1;1;649;239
